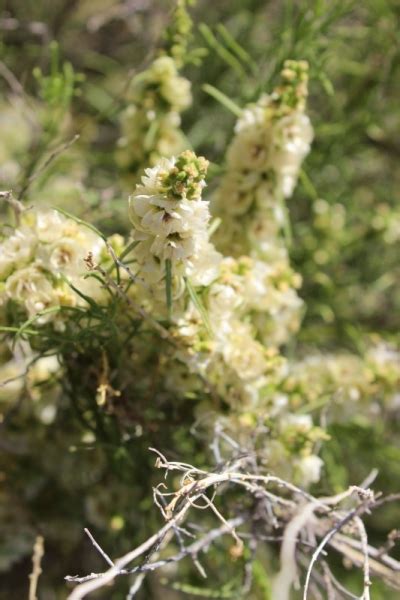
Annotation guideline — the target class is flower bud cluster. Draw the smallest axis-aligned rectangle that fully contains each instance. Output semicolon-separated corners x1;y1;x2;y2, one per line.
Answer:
117;56;192;178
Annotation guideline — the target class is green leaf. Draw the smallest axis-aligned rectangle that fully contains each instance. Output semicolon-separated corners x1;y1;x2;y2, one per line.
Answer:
118;239;140;263
165;259;173;318
208;217;222;237
299;168;319;201
52;206;106;241
202;84;242;118
216;24;255;70
59;273;99;309
14;306;62;344
252;560;272;599
277;194;292;248
0;326;39;337
185;278;213;337
199;24;246;78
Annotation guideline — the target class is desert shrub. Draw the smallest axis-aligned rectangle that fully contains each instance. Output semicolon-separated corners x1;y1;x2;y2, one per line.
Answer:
1;1;399;598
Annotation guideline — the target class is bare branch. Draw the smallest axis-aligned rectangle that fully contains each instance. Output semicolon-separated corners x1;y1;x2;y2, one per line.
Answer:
29;536;44;600
65;446;400;600
84;529;114;568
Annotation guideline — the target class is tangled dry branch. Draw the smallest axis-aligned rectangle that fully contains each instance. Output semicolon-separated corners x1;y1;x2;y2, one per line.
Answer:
65;431;400;600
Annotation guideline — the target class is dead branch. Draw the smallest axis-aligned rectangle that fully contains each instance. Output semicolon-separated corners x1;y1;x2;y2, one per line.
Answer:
29;536;44;600
65;445;400;600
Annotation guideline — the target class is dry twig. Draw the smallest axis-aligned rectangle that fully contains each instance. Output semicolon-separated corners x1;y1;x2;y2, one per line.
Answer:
29;536;44;600
65;443;400;600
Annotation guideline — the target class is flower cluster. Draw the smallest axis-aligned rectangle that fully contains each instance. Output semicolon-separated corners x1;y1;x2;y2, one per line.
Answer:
122;132;308;450
0;210;105;326
278;342;400;422
129;150;221;305
117;56;192;180
212;60;313;257
128;149;304;415
173;63;314;407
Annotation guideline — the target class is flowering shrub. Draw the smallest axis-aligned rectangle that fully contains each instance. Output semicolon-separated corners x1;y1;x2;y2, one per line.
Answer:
1;1;400;599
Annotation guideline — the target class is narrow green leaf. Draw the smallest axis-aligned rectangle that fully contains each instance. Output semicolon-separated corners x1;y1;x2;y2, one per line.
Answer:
278;195;292;248
59;273;99;309
252;560;272;599
185;278;213;337
299;169;319;201
0;326;39;336
199;24;246;78
14;306;62;343
165;259;173;318
118;239;140;262
52;206;106;241
202;84;242;118
208;217;222;237
317;72;335;96
216;24;254;68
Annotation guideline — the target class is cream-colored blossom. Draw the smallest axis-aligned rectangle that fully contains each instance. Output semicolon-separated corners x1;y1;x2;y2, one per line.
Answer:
0;209;106;323
5;265;58;321
0;226;37;280
147;56;192;113
212;60;313;258
0;359;25;403
295;454;324;487
221;322;268;381
130;151;222;301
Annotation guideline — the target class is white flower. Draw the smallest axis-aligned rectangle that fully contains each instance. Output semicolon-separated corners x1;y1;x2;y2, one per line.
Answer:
117;55;191;174
29;355;60;384
295;455;324;487
273;113;313;157
207;292;237;336
367;343;399;367
150;231;197;262
227;126;270;171
0;359;25;403
32;209;66;243
37;404;57;425
148;56;192;112
235;97;269;132
5;265;58;320
0;226;37;280
215;171;257;216
187;242;222;287
281;413;313;432
221;323;267;381
212;60;313;259
135;196;210;239
45;238;88;273
42;232;102;276
130;151;215;292
156;121;188;159
272;113;313;197
161;73;192;113
1;209;105;323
